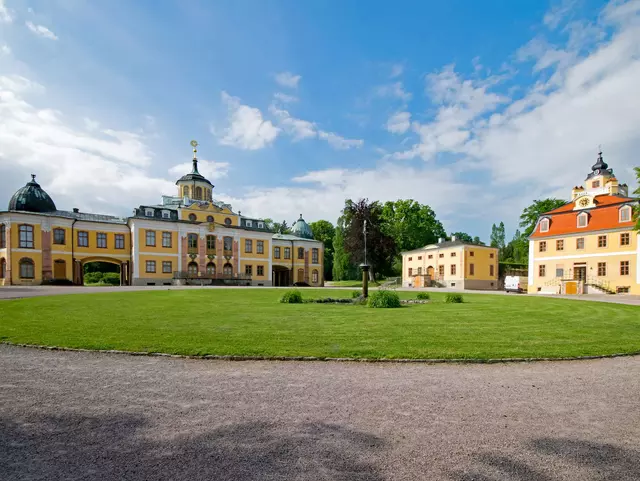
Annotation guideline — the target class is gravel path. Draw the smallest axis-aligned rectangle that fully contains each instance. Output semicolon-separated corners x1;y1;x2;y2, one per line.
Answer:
1;345;639;480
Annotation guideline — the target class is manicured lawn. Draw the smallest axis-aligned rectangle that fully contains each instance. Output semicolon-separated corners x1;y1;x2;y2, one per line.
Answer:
1;289;639;360
326;280;382;287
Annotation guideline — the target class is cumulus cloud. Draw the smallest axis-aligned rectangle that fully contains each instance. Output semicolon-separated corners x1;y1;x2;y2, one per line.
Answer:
0;0;13;23
216;91;280;150
26;21;58;40
273;92;298;104
386;111;411;134
274;71;301;88
374;81;412;101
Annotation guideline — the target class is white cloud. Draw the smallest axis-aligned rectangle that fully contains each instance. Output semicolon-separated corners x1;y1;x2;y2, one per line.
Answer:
317;131;364;150
168;159;230;181
0;0;13;23
216;91;280;150
543;0;577;29
374;81;412;101
386;111;411;134
0;44;10;55
0;74;175;214
26;21;58;40
390;63;404;78
274;71;301;88
273;92;298;104
83;118;100;131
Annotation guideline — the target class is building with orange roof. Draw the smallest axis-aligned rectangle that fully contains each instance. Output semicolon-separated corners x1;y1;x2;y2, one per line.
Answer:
528;152;638;295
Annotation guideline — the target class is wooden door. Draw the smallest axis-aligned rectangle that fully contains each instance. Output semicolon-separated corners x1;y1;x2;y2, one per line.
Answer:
565;281;578;295
53;260;66;279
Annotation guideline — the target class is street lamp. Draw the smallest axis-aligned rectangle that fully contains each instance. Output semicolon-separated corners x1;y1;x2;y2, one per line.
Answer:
360;219;370;298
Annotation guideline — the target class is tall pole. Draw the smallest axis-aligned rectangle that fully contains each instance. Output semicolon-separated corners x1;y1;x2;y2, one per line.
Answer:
361;219;369;298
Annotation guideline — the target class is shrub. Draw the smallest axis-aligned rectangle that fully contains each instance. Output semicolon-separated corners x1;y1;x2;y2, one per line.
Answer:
445;293;464;303
351;290;362;298
84;272;103;284
416;292;430;300
280;290;303;304
368;290;401;308
102;272;121;286
42;278;74;286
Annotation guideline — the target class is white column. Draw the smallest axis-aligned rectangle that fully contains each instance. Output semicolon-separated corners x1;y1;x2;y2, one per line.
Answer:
528;240;534;287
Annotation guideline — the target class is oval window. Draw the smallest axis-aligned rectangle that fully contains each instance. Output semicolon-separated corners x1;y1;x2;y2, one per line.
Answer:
207;215;214;222
189;213;197;222
224;218;232;226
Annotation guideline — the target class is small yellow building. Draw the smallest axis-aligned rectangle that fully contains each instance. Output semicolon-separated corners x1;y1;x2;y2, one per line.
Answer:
402;237;499;290
0;144;324;287
528;152;638;295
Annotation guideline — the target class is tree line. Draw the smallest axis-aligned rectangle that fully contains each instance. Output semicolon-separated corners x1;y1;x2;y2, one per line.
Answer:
266;196;581;281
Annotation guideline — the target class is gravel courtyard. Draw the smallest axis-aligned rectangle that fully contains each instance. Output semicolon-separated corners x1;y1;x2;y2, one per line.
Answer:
1;345;639;480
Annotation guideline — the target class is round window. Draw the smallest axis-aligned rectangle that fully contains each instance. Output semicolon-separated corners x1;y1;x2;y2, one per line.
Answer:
224;218;232;226
207;215;214;222
189;213;197;222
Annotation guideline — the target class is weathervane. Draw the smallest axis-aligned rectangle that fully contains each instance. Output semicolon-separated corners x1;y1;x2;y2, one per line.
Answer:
191;139;198;159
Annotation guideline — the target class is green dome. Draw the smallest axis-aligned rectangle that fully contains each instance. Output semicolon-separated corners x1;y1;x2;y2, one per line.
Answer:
291;214;313;239
8;175;57;213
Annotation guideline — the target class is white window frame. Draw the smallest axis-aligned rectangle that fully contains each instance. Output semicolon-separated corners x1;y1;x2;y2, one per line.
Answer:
162;210;171;219
577;212;588;228
246;220;253;227
145;209;154;217
258;222;264;229
619;205;632;223
540;218;550;233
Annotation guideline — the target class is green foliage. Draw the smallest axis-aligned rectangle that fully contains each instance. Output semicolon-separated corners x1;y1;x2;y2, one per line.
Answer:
84;272;104;284
351;290;362;298
445;293;464;303
416;292;430;300
490;222;506;249
279;290;303;304
265;219;291;234
450;232;485;245
519;198;567;237
501;229;529;264
102;272;121;285
83;261;119;274
367;290;401;308
309;220;336;281
332;225;358;280
380;199;446;252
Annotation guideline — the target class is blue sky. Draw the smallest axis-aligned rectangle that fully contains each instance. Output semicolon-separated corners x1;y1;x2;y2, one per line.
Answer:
1;0;639;242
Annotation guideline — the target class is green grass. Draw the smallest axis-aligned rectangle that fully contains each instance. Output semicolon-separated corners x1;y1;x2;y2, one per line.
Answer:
326;280;381;287
1;289;639;360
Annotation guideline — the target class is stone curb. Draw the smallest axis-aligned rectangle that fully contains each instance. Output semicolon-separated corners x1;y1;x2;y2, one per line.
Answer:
2;341;639;364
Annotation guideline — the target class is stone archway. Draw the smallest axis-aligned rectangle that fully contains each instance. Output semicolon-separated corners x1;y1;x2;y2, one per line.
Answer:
78;257;129;286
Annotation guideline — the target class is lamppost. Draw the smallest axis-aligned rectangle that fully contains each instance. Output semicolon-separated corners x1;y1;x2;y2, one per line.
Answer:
360;219;370;298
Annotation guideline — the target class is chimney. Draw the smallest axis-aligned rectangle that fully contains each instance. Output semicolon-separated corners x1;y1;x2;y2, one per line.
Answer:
438;237;443;243
451;235;457;242
73;208;79;213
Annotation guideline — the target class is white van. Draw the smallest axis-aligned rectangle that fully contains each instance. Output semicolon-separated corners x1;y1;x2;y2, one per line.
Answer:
505;276;527;293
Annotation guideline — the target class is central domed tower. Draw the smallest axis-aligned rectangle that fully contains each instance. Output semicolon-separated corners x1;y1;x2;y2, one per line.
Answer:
8;174;57;213
176;140;213;201
291;214;313;239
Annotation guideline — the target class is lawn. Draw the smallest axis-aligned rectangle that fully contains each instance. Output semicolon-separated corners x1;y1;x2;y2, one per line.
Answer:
1;289;639;360
325;280;382;287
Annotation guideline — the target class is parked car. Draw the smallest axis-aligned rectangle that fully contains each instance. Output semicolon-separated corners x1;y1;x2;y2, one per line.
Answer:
505;275;527;293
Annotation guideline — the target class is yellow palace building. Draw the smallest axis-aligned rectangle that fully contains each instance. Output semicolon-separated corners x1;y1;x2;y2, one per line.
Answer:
528;152;639;295
0;143;324;287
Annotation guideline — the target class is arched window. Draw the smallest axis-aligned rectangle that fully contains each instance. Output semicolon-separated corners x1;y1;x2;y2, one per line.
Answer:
619;205;632;223
539;218;549;233
187;262;198;276
312;269;318;284
183;186;190;197
19;258;35;279
0;224;5;248
206;262;216;275
207;215;214;223
223;263;233;276
298;247;305;259
577;212;588;228
0;258;6;279
195;186;203;200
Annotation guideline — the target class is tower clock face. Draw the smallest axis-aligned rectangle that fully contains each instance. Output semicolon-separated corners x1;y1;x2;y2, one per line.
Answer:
594;169;600;175
579;198;590;207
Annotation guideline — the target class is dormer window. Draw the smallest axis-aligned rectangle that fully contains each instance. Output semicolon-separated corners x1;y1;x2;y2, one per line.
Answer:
540;218;550;233
145;209;154;217
246;220;253;227
619;205;632;223
258;222;264;229
577;212;588;228
162;210;170;219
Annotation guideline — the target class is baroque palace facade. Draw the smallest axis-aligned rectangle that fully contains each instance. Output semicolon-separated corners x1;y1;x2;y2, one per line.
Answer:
528;152;639;295
0;144;324;287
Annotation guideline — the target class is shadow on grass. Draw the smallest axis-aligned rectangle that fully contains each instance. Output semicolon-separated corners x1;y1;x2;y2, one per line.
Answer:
0;413;386;481
450;438;640;480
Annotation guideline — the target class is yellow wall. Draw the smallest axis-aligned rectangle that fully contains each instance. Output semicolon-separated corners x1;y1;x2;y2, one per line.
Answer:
240;237;269;258
138;255;177;279
239;260;268;280
179;204;238;225
463;246;498;281
73;228;130;254
138;228;178;254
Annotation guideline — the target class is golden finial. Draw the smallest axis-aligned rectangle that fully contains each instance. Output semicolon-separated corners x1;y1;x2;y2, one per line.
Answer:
190;139;198;159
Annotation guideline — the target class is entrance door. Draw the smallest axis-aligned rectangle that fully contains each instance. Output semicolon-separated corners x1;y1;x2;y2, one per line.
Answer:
565;281;578;295
53;260;66;279
574;265;586;282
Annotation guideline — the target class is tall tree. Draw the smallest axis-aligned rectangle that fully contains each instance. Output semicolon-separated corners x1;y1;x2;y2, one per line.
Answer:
472;236;485;246
519;198;567;237
379;199;446;252
309;220;335;281
489;222;506;249
450;231;474;243
341;199;396;280
332;224;357;281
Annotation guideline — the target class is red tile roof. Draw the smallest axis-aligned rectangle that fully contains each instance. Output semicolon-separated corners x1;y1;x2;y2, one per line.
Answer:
530;195;636;238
